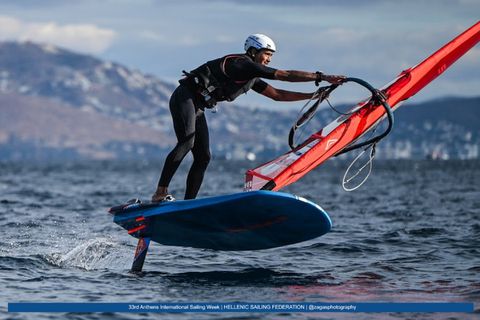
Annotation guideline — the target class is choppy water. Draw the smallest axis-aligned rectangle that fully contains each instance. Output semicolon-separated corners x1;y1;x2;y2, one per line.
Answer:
1;159;479;320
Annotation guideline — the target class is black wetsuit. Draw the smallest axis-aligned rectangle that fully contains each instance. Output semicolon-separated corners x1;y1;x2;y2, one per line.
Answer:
158;54;276;199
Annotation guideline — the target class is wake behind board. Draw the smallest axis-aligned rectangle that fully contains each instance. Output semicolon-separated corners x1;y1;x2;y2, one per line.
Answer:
109;191;332;251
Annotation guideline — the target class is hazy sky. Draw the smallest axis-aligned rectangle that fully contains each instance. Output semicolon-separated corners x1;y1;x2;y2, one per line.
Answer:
0;0;478;108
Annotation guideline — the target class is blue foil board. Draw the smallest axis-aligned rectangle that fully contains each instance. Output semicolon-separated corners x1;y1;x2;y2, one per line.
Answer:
110;191;332;251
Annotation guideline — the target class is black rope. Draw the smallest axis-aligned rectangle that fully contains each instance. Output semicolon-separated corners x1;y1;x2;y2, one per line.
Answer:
288;84;338;150
325;97;354;116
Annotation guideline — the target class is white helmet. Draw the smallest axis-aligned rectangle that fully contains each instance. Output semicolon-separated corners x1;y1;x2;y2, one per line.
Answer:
244;34;276;52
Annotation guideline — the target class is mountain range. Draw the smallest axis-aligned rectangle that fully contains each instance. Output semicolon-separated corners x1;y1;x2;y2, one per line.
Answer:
0;41;478;161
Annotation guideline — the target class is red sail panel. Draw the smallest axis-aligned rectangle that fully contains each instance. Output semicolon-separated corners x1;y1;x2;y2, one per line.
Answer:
245;21;480;192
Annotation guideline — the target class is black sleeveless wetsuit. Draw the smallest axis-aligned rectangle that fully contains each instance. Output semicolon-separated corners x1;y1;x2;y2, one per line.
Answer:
158;54;276;199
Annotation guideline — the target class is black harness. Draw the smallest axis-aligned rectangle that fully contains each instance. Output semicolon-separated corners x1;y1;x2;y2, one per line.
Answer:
179;54;257;109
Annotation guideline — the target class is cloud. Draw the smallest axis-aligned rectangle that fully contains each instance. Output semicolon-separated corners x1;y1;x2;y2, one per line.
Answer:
138;29;235;47
201;0;382;7
0;15;116;54
138;30;166;42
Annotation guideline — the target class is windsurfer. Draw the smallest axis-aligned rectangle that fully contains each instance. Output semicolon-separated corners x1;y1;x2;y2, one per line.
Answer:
152;34;346;202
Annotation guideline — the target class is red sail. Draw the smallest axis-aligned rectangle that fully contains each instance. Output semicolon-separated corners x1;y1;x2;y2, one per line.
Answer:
245;21;480;192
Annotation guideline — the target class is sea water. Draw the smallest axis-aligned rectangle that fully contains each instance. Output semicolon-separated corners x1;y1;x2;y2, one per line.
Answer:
0;159;479;320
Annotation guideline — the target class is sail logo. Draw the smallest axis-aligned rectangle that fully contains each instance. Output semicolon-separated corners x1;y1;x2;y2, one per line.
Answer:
326;139;338;150
437;63;447;75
